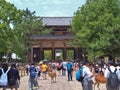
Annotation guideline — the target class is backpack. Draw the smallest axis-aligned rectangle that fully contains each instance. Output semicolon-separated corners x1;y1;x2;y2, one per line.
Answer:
30;66;36;78
108;68;119;87
118;69;120;83
8;69;16;86
57;64;61;70
67;63;72;71
76;66;84;82
52;63;56;69
0;69;9;86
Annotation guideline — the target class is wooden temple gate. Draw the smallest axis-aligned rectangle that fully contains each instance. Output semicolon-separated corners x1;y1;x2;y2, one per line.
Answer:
30;17;84;62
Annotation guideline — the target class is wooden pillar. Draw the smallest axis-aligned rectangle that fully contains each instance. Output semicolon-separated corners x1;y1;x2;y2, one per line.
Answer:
63;48;66;60
28;50;31;63
39;42;43;61
32;47;41;63
63;41;66;60
52;48;55;61
40;48;43;60
74;48;78;60
78;48;83;60
31;47;33;63
51;41;55;61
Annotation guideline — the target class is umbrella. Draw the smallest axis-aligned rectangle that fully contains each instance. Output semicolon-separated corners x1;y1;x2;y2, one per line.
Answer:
42;59;48;62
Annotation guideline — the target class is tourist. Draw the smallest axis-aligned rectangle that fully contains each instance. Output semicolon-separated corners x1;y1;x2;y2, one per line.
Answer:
38;63;42;80
66;60;73;81
25;63;30;76
29;63;38;90
82;61;95;90
116;62;120;89
104;61;119;90
8;63;20;90
41;62;48;80
0;63;9;90
61;60;67;76
56;62;62;76
52;61;57;72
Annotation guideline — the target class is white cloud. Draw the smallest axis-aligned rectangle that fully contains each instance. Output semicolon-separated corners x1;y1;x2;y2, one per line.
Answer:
6;0;86;16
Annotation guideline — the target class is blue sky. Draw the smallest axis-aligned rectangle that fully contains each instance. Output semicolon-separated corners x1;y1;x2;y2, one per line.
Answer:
6;0;86;17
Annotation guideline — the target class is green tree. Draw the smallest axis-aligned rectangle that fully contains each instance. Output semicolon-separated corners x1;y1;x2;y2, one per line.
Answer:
15;8;51;62
44;50;52;60
0;1;50;62
66;50;74;60
71;0;120;60
0;0;23;62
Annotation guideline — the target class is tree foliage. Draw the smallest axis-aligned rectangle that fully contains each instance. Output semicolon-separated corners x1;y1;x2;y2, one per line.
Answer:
0;0;50;62
71;0;120;60
0;0;24;61
15;8;51;61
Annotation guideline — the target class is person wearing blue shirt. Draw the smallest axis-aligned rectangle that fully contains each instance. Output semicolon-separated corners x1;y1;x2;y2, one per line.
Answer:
66;60;73;81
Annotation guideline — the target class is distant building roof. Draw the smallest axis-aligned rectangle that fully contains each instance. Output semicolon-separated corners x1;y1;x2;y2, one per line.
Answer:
41;17;73;26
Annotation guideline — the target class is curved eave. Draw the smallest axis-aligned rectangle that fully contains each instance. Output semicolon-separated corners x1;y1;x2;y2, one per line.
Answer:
31;35;75;40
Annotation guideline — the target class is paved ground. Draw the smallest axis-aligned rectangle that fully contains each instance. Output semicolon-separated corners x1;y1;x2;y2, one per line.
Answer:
20;72;106;90
0;72;107;90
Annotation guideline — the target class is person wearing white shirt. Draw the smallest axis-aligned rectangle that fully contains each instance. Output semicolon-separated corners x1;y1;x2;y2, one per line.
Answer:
61;60;67;76
82;61;95;90
104;61;119;90
116;63;120;90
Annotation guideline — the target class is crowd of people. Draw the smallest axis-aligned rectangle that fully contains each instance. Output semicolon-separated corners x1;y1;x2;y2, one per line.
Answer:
25;59;120;90
0;59;119;90
78;60;120;90
22;59;120;90
25;60;75;89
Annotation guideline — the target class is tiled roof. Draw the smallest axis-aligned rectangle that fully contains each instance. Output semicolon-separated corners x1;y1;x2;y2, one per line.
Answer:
40;17;73;26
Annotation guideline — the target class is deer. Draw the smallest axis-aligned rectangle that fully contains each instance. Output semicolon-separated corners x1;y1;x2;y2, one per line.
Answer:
93;66;107;90
48;66;57;83
94;74;107;90
90;63;107;90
